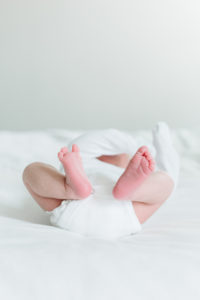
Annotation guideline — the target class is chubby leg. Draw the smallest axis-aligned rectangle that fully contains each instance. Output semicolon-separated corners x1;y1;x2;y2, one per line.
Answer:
112;146;174;224
133;122;180;224
23;145;92;211
130;171;174;224
23;163;68;211
97;153;130;168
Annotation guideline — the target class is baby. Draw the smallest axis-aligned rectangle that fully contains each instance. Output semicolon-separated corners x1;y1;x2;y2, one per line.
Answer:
23;122;179;238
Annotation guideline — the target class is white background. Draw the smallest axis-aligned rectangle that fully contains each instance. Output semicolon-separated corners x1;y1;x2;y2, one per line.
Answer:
0;0;200;130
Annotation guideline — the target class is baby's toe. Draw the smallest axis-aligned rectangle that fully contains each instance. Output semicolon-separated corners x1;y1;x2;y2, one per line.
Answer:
149;159;155;171
72;144;80;152
137;146;148;155
58;152;64;161
60;147;68;154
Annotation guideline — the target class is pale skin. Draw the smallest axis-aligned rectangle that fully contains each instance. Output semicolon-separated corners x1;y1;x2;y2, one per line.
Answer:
23;144;174;224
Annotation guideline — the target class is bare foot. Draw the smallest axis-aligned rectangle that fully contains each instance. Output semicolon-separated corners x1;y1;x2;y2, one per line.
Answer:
112;146;155;199
58;144;92;198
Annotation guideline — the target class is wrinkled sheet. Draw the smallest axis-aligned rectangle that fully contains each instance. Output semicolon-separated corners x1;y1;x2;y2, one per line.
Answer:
0;128;200;300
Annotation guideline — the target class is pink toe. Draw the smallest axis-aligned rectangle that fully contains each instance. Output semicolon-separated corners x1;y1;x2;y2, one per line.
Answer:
138;146;148;154
149;159;155;171
72;144;79;152
145;152;151;161
61;147;68;153
58;152;64;160
141;157;148;168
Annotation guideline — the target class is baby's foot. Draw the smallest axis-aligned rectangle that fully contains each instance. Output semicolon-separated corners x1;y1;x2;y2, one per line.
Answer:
112;146;155;199
58;144;92;198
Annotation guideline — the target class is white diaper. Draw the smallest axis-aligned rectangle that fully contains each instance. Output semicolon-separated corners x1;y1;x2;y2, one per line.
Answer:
48;192;141;239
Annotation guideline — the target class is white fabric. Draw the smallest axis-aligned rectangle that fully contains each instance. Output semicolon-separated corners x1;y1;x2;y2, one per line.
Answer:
0;127;200;299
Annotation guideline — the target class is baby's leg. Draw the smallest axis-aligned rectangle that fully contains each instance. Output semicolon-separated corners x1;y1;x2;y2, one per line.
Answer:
112;146;174;224
113;122;179;224
133;122;180;223
111;146;170;223
23;163;71;211
131;122;179;223
97;153;130;168
130;171;174;224
23;145;92;211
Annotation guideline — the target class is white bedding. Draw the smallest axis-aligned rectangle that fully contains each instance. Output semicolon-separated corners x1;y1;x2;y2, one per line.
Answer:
0;128;200;299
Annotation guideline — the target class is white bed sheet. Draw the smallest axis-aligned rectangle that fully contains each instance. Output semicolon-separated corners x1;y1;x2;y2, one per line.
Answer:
0;128;200;300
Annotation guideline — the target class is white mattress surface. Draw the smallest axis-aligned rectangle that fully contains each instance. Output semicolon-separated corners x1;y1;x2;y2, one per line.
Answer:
0;128;200;300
